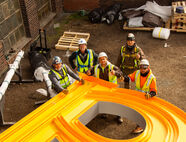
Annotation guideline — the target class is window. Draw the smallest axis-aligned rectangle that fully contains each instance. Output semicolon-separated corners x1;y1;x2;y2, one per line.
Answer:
0;0;25;54
36;0;52;21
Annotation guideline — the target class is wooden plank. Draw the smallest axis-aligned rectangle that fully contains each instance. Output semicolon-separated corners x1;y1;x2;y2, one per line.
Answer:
123;19;186;33
55;44;78;51
64;31;90;36
123;21;154;31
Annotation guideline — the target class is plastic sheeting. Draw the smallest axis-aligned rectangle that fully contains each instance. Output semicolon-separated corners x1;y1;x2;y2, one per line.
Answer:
137;1;172;22
128;17;144;27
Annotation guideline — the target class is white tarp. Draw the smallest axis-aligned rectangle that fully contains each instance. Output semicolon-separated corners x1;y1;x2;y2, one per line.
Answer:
136;1;172;22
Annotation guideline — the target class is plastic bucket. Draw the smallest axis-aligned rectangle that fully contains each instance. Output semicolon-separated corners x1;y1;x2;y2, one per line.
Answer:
152;27;170;40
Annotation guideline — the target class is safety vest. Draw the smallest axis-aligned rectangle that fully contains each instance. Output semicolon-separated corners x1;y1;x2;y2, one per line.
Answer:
120;45;139;69
49;65;70;89
94;64;117;84
75;49;94;73
135;70;155;93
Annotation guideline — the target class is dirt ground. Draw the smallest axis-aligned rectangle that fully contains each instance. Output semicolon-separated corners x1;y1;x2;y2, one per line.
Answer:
0;13;186;139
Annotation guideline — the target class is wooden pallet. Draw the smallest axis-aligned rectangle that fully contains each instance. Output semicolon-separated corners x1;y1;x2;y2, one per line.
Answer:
123;20;186;33
172;1;186;17
171;17;186;23
55;32;90;51
164;20;186;32
123;22;154;31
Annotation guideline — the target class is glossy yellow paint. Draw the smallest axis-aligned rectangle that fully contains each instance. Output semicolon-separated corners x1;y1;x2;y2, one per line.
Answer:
0;73;185;142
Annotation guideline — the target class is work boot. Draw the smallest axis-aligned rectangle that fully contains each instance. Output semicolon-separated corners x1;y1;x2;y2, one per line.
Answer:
132;125;144;134
117;116;123;124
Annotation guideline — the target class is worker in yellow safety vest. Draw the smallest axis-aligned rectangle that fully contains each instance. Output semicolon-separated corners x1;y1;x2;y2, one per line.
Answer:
86;52;123;84
69;38;98;73
117;33;145;88
87;52;124;124
49;56;84;95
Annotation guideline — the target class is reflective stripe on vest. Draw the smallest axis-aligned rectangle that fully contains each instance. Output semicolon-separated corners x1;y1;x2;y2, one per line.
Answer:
94;64;117;84
50;65;70;88
75;49;93;73
120;46;138;69
135;70;155;93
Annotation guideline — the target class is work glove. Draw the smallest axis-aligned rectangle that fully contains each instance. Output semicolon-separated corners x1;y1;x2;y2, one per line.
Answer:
118;76;124;82
86;69;91;76
145;91;156;99
62;89;69;94
145;93;151;99
80;79;85;85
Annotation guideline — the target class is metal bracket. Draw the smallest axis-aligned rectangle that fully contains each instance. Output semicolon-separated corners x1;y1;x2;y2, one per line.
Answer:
0;95;15;126
10;65;35;84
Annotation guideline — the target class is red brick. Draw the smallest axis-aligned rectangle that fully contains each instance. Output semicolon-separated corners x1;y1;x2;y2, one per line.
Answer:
63;0;99;11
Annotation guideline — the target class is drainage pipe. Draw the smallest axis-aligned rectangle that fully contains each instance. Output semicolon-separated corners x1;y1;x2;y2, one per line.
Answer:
0;50;24;100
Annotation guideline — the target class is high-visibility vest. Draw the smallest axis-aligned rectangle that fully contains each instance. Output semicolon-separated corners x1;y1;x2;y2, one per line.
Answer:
49;65;70;89
135;70;155;93
94;64;117;84
120;45;139;69
75;49;94;73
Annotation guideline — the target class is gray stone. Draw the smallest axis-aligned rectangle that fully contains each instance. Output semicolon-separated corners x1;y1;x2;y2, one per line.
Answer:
2;3;10;18
3;38;11;54
15;28;21;41
9;33;16;46
0;5;4;22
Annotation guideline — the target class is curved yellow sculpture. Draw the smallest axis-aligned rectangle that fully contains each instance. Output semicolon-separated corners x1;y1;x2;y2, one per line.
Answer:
0;73;185;142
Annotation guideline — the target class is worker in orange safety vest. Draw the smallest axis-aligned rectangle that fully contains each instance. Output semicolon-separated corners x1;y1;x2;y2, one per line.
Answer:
124;59;157;133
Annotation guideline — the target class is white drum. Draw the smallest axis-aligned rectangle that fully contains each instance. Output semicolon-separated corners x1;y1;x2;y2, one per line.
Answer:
152;27;170;40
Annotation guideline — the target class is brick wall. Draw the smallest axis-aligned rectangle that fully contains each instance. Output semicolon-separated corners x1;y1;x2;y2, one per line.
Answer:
63;0;171;11
0;42;8;76
51;0;63;13
19;0;40;39
63;0;99;11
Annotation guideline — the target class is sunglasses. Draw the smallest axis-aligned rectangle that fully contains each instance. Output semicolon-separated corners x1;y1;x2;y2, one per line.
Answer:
140;65;148;69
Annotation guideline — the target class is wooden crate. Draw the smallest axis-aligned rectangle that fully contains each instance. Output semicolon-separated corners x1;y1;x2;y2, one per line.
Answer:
172;1;186;17
171;17;186;23
165;19;186;32
55;32;90;51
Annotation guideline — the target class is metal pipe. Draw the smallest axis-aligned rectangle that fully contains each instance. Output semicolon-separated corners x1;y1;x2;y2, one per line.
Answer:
0;50;24;100
34;67;56;97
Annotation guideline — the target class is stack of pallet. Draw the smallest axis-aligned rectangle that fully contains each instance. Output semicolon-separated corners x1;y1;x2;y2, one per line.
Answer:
171;1;186;31
55;32;90;51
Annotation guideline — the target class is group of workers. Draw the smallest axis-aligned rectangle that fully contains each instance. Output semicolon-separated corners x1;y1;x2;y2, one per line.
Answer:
48;33;157;134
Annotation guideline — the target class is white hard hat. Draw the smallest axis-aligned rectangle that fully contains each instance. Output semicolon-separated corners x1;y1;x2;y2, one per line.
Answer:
52;56;62;64
98;52;108;58
78;38;87;45
140;59;149;66
127;33;135;41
